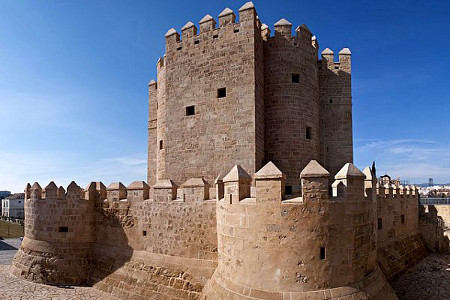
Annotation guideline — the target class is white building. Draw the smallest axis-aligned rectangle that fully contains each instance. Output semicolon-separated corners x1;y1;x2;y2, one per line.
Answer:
1;193;25;219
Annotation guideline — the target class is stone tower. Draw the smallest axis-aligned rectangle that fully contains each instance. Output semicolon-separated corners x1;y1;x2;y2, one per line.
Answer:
148;2;353;196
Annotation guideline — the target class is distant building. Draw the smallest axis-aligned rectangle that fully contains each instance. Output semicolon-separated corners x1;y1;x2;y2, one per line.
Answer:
1;193;25;219
0;191;11;199
379;174;400;187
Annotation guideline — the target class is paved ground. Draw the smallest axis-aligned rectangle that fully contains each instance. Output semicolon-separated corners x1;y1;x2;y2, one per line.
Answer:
1;238;450;299
391;253;450;300
0;238;21;265
0;238;117;299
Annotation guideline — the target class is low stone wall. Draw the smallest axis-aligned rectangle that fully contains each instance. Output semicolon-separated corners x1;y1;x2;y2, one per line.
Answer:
376;194;428;280
377;232;427;281
420;205;450;253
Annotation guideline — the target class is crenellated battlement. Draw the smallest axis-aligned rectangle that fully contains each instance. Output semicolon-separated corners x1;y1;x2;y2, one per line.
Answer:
319;47;352;73
205;159;401;298
215;161;418;207
164;2;259;53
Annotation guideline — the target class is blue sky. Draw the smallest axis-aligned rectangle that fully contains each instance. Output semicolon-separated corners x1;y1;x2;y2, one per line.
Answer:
1;0;449;192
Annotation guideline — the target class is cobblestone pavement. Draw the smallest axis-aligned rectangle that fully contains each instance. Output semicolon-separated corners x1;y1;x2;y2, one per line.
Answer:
391;253;450;300
0;238;21;265
0;265;118;300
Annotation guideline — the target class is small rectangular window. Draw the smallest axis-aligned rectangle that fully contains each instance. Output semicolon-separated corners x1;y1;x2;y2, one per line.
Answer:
320;247;326;260
401;215;405;224
285;186;293;195
58;227;68;232
176;46;182;51
378;218;382;230
292;73;300;83
234;28;239;33
217;88;226;98
194;40;200;45
186;105;195;116
159;140;163;150
306;127;312;140
143;231;147;236
213;34;218;39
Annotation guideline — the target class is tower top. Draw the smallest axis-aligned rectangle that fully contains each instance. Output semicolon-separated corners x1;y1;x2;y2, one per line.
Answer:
274;18;292;26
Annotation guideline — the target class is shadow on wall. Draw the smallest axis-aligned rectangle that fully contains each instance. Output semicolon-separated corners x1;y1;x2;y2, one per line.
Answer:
88;193;135;289
419;204;450;253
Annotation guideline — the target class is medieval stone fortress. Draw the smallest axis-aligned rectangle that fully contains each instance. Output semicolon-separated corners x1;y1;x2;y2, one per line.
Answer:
6;2;449;299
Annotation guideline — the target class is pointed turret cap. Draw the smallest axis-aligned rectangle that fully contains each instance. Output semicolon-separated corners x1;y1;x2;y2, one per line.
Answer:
181;178;210;187
300;24;311;33
255;161;284;179
107;182;126;190
57;186;66;198
363;167;374;180
215;172;225;183
219;8;234;17
31;182;42;190
126;181;149;190
301;160;330;178
199;14;214;24
335;163;365;179
149;79;156;86
85;182;97;191
239;1;255;11
339;48;351;55
261;23;268;30
321;48;334;55
45;181;58;190
181;21;195;30
165;28;177;37
274;18;292;26
67;181;81;191
153;179;178;189
223;165;252;182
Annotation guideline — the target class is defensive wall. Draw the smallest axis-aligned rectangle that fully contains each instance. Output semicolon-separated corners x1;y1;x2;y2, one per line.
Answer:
148;2;353;196
10;159;441;299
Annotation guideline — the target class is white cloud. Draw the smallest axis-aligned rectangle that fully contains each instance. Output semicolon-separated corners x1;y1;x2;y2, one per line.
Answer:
355;138;450;184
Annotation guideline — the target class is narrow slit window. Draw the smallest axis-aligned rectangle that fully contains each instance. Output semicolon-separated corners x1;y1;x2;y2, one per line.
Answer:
285;186;293;195
292;73;300;83
378;218;383;230
143;231;147;236
159;140;163;150
186;105;195;116
58;227;68;233
217;88;226;98
329;99;333;104
306;127;312;140
401;215;405;224
320;247;326;260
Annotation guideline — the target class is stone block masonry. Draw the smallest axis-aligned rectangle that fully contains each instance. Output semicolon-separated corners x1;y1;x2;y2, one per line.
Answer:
10;2;445;300
11;159;428;299
148;2;353;195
